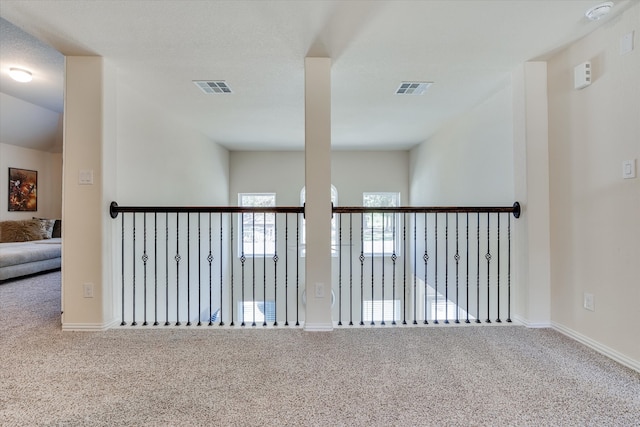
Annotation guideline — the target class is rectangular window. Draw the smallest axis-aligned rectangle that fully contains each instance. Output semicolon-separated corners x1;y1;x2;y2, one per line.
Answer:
238;193;276;257
363;192;400;255
238;301;276;323
430;300;475;322
363;300;401;322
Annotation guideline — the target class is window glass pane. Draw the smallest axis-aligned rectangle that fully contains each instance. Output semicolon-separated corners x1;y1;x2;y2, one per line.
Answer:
239;193;275;256
363;192;400;255
363;300;401;322
238;300;276;323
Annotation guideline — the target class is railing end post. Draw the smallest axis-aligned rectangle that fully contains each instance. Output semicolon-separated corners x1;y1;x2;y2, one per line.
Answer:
110;201;119;219
512;202;521;219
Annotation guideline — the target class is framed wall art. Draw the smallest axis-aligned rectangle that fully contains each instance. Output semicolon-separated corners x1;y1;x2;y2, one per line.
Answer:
8;167;38;212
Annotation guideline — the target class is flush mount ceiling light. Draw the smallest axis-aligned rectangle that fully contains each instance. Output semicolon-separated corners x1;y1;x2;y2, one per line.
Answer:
9;67;33;82
585;2;614;21
193;80;232;94
395;81;433;95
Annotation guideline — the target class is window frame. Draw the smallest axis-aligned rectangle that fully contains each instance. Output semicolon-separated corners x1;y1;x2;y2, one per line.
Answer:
363;299;402;323
362;191;401;257
238;300;276;324
237;193;276;258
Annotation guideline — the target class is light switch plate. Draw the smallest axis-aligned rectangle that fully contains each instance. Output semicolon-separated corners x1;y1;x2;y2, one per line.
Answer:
79;169;94;185
583;293;594;311
620;31;634;55
83;283;94;298
622;159;636;179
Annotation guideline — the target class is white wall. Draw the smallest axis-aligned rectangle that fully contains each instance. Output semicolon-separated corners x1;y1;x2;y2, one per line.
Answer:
408;85;516;323
0;92;62;152
229;150;410;206
511;62;552;327
113;84;230;325
332;151;410;205
229;151;304;204
409;85;514;206
0;142;62;221
116;86;229;206
547;4;639;367
61;57;230;329
229;150;410;324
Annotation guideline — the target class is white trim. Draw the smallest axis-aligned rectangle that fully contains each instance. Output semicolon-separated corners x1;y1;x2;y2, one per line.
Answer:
62;319;119;331
303;322;334;332
552;321;640;373
512;315;550;328
111;323;304;330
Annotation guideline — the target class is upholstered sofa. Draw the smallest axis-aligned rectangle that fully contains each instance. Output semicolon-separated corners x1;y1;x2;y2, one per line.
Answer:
0;219;61;281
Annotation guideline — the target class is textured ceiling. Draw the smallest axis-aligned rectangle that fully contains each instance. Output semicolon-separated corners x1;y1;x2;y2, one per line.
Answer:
0;1;636;151
0;18;64;113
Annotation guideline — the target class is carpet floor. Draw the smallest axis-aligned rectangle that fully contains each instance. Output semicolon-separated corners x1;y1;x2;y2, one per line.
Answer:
1;271;639;426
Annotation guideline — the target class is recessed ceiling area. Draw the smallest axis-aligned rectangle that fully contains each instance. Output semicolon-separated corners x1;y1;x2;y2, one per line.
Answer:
0;17;64;152
0;1;635;151
0;17;64;113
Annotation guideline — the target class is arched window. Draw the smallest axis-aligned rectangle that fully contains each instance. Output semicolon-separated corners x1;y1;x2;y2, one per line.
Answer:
300;185;338;256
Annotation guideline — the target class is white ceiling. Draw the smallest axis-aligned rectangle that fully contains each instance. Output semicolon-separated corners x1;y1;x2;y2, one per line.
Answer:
0;0;636;151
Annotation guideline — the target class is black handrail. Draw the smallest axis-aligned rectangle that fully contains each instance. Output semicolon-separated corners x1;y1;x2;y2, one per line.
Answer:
110;201;304;218
111;201;520;218
333;202;520;218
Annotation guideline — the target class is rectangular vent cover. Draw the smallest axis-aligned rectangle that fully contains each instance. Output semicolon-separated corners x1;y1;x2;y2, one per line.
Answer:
193;80;232;94
396;81;432;95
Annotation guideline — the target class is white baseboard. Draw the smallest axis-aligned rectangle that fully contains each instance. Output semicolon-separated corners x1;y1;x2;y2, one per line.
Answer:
303;322;334;332
552;321;640;373
62;318;120;331
512;315;551;328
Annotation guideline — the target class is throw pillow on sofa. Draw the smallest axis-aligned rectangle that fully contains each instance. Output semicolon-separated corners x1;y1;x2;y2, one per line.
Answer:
52;219;61;238
0;219;48;243
33;217;56;239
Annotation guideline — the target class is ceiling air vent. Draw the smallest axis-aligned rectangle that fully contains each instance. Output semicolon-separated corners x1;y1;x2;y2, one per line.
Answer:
193;80;232;94
395;81;432;95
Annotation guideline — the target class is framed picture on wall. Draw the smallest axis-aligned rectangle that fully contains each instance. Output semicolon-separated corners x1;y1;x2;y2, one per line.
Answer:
8;167;38;212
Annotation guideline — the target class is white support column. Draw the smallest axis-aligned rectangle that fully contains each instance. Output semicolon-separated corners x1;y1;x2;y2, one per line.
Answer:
304;57;333;331
62;56;117;330
512;61;551;327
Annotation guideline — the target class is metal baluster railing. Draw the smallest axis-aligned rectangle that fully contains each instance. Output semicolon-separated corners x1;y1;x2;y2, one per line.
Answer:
434;213;438;325
111;202;520;328
423;212;428;325
143;213;148;326
273;215;278;327
331;203;520;327
485;212;491;324
284;214;289;326
338;214;343;326
349;213;354;326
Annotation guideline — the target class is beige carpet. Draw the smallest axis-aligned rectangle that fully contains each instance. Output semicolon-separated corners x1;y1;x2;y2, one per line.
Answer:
1;271;639;426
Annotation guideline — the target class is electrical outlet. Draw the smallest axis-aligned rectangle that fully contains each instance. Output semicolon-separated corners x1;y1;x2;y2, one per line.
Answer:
583;293;594;311
315;283;325;298
83;283;94;298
